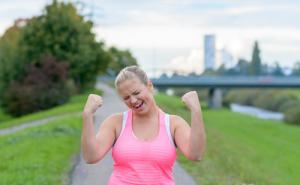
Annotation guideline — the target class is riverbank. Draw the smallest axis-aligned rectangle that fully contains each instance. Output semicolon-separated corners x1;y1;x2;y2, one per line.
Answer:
230;103;284;121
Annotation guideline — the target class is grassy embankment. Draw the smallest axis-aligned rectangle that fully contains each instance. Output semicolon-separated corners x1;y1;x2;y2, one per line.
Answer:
0;89;101;185
155;93;300;185
0;89;101;129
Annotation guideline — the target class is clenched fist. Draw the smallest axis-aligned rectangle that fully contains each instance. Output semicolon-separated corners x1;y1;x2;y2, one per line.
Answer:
83;94;103;116
181;91;201;112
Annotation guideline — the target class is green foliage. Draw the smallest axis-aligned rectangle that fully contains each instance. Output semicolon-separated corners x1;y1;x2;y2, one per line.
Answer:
223;89;259;107
106;47;138;76
19;1;109;91
236;58;250;75
2;55;70;116
284;103;300;125
249;41;262;75
292;61;300;76
271;61;285;76
0;21;25;99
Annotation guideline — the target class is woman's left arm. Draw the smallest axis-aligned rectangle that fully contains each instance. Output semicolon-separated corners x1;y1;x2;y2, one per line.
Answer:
173;91;206;161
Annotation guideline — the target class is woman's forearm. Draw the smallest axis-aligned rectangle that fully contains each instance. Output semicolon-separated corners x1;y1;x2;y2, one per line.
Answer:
189;109;206;160
81;112;100;163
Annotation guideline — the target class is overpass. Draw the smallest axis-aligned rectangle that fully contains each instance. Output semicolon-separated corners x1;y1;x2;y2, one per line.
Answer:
151;76;300;88
150;76;300;108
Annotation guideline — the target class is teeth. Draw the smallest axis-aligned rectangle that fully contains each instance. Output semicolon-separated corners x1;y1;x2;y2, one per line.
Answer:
135;102;143;108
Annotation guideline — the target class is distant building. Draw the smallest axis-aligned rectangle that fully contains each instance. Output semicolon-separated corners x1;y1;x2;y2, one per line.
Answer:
204;35;216;70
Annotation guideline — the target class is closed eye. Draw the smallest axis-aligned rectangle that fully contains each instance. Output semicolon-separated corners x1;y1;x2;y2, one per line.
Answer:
133;91;140;95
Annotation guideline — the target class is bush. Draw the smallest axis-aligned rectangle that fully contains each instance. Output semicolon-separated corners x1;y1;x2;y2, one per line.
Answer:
223;89;259;107
271;93;298;112
2;55;70;116
252;90;276;110
284;103;300;125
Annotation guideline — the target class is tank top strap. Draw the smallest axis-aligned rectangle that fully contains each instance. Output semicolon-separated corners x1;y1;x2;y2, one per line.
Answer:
159;109;177;148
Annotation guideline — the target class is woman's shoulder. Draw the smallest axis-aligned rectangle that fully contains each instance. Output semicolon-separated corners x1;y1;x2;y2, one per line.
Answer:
107;112;123;121
169;114;188;126
102;112;123;127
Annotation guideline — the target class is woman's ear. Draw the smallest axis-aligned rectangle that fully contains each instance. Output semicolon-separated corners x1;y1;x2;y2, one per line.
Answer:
147;80;154;92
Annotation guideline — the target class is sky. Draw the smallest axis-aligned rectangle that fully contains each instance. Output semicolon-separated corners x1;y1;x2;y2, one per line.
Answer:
1;0;300;77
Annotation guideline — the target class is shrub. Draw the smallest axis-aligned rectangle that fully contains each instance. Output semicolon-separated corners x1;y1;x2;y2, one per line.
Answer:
2;55;70;116
223;89;259;107
271;93;298;112
283;103;300;125
252;90;276;110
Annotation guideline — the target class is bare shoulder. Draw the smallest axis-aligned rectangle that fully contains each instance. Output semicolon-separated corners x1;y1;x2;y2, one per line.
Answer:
170;114;188;126
100;112;123;130
168;114;190;133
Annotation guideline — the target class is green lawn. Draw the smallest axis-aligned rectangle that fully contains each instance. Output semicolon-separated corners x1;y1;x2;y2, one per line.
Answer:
155;93;300;185
0;88;101;185
0;89;102;129
0;116;82;185
0;108;12;123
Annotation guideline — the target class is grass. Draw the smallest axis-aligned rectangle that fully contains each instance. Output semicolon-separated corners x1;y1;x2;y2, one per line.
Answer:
0;108;13;123
0;88;101;184
0;89;102;129
155;92;300;185
0;116;82;185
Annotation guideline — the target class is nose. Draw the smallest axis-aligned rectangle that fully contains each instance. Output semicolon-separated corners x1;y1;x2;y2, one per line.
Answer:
130;96;137;104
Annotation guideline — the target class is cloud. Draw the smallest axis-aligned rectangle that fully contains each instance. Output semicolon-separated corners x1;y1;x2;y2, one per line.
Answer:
167;49;204;74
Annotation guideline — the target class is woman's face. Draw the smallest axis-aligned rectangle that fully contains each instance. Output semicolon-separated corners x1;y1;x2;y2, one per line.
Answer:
117;78;154;114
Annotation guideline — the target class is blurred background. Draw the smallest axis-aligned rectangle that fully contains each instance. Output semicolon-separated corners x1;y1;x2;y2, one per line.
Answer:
0;0;299;185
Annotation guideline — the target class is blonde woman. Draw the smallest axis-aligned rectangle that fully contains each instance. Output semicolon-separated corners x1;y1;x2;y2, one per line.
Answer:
81;66;206;185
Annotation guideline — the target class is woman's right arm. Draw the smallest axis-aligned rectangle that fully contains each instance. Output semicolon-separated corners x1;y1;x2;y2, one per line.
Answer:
81;94;119;164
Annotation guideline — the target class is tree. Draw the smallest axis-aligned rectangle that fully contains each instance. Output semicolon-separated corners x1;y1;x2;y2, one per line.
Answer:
249;41;262;75
2;55;69;116
236;58;250;75
19;1;109;91
106;47;138;76
0;19;26;99
271;61;284;76
292;61;300;76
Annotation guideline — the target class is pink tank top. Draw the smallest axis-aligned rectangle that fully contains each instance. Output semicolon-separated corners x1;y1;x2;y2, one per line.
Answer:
109;109;177;185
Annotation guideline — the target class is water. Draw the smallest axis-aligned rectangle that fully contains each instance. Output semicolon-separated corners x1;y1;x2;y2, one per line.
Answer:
230;103;284;121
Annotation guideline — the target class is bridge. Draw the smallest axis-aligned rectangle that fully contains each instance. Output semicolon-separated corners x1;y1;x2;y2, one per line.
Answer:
151;76;300;88
150;76;300;108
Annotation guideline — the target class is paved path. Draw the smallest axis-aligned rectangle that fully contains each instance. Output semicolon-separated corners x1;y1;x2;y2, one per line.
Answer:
70;82;197;185
0;113;80;136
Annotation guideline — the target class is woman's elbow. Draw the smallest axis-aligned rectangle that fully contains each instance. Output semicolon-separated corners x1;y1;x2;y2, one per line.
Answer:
84;157;101;164
186;150;205;161
188;155;203;162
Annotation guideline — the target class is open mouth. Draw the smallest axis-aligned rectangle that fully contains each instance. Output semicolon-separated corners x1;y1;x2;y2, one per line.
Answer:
133;102;144;110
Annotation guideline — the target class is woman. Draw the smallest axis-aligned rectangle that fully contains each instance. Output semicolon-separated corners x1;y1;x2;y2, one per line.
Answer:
81;66;206;185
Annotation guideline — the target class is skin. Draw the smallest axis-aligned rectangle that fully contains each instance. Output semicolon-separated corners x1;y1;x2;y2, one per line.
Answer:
81;77;206;164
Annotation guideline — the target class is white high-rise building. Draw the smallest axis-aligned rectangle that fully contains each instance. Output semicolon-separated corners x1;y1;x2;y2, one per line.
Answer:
204;35;216;70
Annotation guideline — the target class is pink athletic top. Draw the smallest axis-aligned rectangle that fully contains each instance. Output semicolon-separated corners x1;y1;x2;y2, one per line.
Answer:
108;109;177;185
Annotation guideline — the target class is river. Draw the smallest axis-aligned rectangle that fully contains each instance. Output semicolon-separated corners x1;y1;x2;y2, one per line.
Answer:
230;103;284;121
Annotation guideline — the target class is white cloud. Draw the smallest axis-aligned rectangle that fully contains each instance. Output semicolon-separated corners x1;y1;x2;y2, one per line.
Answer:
167;49;204;74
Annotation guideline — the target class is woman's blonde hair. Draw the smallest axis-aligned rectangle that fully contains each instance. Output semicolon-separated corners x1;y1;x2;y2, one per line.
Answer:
114;65;149;88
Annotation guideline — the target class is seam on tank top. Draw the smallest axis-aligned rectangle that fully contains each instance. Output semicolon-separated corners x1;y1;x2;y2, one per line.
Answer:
165;114;176;148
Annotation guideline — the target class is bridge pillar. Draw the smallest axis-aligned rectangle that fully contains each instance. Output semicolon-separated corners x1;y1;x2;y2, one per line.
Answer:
207;88;222;108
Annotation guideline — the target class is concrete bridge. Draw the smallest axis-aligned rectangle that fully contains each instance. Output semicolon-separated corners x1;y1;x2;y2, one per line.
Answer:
150;76;300;108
